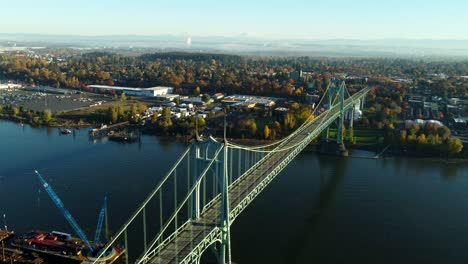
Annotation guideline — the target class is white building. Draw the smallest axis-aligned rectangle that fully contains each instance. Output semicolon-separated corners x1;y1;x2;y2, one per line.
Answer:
0;83;22;89
87;85;174;97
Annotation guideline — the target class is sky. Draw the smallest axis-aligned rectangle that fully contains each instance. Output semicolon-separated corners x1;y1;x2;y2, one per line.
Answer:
1;0;467;40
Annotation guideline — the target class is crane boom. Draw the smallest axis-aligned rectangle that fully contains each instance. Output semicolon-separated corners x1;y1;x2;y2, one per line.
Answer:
94;196;107;244
34;170;93;250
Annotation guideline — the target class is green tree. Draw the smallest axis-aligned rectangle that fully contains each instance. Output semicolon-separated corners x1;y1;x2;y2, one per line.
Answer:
348;126;354;142
32;116;40;124
151;113;158;124
131;103;138;115
157;107;173;130
0;105;3;116
120;93;127;102
138;103;148;114
12;107;20;117
437;126;451;141
108;107;118;123
202;93;211;103
42;109;52;123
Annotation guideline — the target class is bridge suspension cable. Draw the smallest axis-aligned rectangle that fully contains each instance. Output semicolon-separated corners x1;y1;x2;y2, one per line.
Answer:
227;91;341;153
90;82;370;264
226;81;336;151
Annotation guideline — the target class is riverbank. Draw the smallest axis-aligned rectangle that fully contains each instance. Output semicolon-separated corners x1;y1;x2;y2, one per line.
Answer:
2;114;466;160
0;114;92;128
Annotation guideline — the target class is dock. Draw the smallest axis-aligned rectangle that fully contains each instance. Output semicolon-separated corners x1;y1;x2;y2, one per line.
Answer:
89;121;129;138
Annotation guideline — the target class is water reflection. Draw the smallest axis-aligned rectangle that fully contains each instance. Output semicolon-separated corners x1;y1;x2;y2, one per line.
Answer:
1;120;468;264
46;127;54;137
440;162;458;179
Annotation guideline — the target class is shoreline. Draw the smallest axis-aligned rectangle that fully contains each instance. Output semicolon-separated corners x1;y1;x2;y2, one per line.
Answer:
0;115;92;128
1;117;466;162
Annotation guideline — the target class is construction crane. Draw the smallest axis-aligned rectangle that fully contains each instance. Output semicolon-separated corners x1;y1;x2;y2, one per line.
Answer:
94;196;107;244
34;170;94;250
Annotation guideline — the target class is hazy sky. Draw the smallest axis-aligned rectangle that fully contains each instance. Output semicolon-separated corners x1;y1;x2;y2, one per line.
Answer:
1;0;467;39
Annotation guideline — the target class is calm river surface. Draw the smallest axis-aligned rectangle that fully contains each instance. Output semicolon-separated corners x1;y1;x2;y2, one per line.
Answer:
0;120;467;264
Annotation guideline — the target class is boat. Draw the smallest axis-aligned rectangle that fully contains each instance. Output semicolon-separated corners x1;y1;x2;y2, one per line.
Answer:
108;131;138;143
11;231;124;264
0;230;14;242
1;230;44;264
0;247;44;264
89;124;108;135
59;128;72;135
24;172;125;263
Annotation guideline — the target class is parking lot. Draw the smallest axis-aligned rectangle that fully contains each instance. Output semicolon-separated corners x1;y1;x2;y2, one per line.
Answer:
0;89;112;112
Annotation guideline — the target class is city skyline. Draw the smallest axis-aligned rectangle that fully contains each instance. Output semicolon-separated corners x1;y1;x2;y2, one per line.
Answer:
1;0;467;40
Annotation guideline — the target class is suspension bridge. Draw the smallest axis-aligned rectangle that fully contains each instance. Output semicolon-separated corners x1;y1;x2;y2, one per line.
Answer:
92;80;371;264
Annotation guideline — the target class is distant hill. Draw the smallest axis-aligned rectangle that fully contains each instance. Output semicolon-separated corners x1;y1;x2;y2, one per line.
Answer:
1;34;468;58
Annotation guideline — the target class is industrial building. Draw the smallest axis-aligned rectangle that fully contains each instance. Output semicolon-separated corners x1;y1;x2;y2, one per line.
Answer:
155;94;180;102
0;83;22;89
87;85;174;97
408;97;439;118
222;94;281;109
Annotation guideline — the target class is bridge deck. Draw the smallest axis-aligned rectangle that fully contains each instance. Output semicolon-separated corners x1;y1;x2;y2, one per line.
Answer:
146;88;370;264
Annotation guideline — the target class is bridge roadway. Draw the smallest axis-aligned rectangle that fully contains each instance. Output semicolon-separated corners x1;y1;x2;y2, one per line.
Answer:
144;87;370;264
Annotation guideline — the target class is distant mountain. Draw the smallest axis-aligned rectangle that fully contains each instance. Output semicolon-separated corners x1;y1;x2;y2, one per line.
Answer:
1;34;468;58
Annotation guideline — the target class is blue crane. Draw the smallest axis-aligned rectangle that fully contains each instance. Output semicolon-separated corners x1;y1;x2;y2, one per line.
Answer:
34;170;94;250
94;196;107;244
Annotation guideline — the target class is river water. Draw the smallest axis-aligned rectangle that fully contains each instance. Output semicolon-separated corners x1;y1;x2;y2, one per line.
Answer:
0;120;467;264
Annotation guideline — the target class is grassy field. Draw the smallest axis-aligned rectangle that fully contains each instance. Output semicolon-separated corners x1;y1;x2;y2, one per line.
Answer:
327;127;384;145
56;100;147;125
60;100;138;115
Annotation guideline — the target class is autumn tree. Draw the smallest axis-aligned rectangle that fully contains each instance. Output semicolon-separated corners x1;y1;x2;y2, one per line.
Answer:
249;120;257;137
263;125;271;140
447;138;463;156
157;107;173;131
